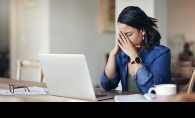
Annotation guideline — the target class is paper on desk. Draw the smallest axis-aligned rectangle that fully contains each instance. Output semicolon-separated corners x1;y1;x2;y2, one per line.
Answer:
114;93;156;102
67;99;89;102
0;86;47;95
30;86;48;92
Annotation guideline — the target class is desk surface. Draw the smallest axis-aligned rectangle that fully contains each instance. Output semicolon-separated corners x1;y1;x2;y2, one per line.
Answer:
0;78;139;102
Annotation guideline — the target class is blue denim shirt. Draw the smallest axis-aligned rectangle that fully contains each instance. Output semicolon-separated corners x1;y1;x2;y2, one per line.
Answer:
100;45;172;94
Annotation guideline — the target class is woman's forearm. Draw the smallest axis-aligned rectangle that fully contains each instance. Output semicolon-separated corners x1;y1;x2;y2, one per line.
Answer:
105;55;117;79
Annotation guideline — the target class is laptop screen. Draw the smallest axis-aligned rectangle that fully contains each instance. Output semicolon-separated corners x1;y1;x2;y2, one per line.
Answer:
39;54;99;100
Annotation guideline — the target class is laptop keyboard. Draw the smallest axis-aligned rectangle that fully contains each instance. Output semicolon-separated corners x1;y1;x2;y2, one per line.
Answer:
95;94;108;98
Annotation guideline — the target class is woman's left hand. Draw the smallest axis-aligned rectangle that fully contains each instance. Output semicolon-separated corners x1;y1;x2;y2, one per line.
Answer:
117;31;138;58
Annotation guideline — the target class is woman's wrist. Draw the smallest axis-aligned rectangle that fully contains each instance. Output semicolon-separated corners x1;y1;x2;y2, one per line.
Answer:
130;53;139;61
109;52;117;57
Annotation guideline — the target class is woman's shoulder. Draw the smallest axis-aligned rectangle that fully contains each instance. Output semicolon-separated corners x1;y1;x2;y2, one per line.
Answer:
153;45;170;51
152;45;170;54
144;45;170;59
143;45;171;66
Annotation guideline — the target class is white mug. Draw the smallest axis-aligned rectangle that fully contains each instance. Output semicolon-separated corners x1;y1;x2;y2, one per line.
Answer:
148;84;177;102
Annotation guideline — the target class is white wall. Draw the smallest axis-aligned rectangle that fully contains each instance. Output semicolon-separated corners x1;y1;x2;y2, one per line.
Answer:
10;0;115;86
0;0;9;52
49;0;115;87
10;0;17;80
10;0;50;81
155;0;167;46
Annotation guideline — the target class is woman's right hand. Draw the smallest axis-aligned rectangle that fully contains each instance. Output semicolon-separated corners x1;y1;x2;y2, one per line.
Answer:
110;33;121;56
110;44;121;57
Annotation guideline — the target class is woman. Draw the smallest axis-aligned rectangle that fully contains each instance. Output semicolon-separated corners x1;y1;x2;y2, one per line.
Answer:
100;6;172;94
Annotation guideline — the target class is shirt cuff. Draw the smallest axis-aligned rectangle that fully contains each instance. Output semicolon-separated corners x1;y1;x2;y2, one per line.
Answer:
100;71;118;85
135;66;152;86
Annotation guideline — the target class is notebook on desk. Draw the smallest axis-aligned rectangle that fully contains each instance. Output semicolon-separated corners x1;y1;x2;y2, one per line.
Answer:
38;54;113;101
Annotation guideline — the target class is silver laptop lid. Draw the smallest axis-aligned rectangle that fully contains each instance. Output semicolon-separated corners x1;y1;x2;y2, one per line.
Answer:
39;54;96;100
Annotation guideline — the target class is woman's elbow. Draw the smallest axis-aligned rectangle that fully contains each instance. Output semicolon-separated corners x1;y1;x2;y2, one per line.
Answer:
101;83;115;91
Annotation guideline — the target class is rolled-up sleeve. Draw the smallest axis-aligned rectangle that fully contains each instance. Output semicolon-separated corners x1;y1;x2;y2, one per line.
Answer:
134;50;171;93
100;70;120;91
135;66;153;85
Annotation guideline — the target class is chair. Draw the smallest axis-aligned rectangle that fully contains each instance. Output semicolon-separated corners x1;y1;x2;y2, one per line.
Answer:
171;92;195;102
171;66;195;94
178;61;194;67
16;59;44;82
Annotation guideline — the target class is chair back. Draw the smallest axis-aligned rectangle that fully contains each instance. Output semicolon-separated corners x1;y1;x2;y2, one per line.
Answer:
16;59;43;82
171;66;195;94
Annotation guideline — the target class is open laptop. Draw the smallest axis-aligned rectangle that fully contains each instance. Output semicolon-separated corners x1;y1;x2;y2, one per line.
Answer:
38;54;114;101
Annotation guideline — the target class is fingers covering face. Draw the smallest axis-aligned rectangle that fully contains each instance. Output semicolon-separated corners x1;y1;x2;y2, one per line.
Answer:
119;31;131;44
117;39;123;49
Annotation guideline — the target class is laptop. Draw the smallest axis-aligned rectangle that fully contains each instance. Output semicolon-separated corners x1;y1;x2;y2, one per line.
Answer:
38;54;114;101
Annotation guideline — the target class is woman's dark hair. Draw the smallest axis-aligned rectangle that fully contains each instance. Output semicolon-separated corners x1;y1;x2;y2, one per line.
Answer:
117;6;161;50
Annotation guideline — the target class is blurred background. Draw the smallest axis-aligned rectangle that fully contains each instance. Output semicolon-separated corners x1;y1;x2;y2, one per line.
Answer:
0;0;195;87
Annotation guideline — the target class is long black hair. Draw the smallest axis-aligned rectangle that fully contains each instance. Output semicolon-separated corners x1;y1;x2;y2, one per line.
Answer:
117;6;161;50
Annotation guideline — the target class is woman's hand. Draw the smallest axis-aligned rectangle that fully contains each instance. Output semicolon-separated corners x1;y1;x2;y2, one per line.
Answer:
117;31;138;58
110;39;121;57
